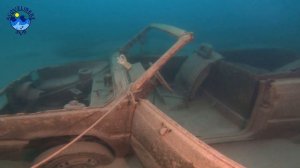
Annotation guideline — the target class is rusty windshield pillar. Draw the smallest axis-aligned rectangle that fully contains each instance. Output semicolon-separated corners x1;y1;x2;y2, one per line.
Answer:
121;23;193;92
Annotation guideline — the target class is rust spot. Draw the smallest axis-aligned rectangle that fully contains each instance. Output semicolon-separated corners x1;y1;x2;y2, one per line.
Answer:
159;123;172;136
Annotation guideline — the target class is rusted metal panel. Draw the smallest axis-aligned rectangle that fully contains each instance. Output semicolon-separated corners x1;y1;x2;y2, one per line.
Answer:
270;78;300;118
131;137;162;168
0;140;28;160
243;78;300;138
256;78;300;137
131;99;244;168
0;96;135;157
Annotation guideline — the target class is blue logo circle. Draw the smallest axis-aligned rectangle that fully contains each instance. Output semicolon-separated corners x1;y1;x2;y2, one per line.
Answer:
7;6;35;35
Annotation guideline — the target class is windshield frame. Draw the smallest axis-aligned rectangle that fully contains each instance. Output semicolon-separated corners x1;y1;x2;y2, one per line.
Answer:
119;23;193;92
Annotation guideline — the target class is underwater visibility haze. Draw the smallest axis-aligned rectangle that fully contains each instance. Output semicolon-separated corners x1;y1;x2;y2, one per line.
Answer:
0;0;300;88
0;1;300;168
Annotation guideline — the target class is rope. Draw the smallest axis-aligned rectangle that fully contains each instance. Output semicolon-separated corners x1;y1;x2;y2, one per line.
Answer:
31;89;136;168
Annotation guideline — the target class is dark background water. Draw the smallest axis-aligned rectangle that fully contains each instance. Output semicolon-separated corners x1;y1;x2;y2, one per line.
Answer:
1;0;300;87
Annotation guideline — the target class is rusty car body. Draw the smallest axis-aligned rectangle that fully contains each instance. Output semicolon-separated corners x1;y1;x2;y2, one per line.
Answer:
0;23;299;168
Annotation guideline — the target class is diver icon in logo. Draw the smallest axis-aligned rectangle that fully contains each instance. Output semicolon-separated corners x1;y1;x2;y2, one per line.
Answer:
7;6;35;35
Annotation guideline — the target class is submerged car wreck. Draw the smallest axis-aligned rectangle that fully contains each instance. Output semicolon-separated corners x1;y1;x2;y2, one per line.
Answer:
0;23;300;168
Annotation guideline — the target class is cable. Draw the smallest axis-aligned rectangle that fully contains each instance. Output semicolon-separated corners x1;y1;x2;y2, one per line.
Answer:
31;93;129;168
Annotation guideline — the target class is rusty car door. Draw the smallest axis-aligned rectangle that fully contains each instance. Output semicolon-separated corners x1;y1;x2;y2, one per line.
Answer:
131;99;244;168
119;23;244;167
